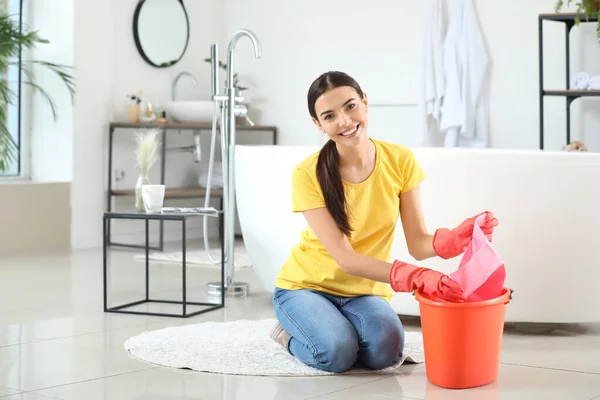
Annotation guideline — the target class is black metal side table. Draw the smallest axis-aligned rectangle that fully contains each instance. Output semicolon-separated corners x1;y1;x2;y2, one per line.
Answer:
103;208;224;318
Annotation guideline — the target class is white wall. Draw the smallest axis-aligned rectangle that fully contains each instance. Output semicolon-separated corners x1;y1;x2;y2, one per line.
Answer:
221;0;600;151
72;0;116;250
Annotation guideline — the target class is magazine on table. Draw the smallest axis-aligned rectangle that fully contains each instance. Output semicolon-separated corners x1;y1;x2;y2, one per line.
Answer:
161;207;219;214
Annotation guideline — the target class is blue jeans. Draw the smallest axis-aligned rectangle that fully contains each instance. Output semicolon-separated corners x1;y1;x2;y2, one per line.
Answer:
272;287;405;373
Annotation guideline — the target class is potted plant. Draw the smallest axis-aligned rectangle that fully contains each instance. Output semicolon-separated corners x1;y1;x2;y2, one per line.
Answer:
203;57;248;93
555;0;600;40
0;12;75;173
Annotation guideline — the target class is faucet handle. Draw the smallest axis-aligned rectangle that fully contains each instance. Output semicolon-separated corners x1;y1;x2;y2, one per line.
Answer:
212;95;245;103
233;104;248;117
233;104;255;126
210;44;219;98
213;95;228;102
243;114;255;127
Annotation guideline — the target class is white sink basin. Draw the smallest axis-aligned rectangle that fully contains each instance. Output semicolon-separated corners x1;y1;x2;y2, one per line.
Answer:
166;100;215;123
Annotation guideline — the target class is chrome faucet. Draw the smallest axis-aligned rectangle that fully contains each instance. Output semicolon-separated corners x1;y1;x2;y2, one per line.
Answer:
205;30;262;299
226;30;262;90
172;71;197;101
226;31;260;126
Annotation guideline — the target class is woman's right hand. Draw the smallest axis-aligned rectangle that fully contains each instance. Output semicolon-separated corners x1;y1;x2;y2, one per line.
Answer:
389;260;466;302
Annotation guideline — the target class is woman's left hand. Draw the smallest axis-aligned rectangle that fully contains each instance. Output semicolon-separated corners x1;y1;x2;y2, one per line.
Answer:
432;211;498;259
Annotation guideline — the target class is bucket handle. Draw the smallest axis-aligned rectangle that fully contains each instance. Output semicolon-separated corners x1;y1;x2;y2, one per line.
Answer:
497;288;514;305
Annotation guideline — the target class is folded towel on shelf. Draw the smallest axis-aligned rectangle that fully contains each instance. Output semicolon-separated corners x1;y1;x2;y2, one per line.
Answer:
199;162;224;189
572;71;590;90
588;75;600;90
199;178;223;189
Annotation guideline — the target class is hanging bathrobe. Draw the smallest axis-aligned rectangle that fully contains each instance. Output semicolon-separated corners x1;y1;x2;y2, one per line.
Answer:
419;0;446;147
439;0;490;148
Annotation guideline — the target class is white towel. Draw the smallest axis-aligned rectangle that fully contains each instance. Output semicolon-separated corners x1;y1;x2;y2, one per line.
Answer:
587;75;600;90
439;0;490;147
419;0;446;147
199;178;223;189
572;72;590;90
198;162;224;189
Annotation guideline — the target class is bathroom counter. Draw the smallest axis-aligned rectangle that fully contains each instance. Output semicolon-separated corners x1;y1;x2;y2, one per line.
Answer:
106;121;277;250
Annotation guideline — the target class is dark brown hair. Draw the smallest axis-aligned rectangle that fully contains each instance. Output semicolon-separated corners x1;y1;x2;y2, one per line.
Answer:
307;71;365;237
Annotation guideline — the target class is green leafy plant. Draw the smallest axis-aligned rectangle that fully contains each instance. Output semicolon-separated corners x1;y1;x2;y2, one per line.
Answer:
203;57;248;92
0;12;75;173
555;0;600;40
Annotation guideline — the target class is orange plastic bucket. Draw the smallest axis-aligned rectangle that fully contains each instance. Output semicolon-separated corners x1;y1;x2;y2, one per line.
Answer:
415;287;512;389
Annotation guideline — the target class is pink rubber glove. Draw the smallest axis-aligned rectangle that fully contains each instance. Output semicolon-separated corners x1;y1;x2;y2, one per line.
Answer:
433;211;498;260
389;260;466;302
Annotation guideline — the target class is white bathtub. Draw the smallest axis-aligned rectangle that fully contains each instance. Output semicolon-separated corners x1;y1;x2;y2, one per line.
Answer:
235;145;600;323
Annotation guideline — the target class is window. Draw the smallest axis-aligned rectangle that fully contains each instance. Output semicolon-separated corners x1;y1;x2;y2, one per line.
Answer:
0;0;24;177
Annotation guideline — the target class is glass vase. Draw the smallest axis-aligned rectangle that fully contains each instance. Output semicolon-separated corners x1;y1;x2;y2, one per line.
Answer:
135;173;150;211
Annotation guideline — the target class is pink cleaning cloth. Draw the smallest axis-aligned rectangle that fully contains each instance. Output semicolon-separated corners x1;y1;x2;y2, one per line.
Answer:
449;213;506;302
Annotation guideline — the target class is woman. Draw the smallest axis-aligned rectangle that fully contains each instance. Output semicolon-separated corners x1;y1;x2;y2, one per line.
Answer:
269;71;498;373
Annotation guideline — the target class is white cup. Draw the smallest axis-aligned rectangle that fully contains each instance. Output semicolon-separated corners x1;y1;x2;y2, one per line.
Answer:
141;184;165;213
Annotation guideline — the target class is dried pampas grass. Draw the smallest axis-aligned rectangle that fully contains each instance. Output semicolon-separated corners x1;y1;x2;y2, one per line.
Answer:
134;129;160;175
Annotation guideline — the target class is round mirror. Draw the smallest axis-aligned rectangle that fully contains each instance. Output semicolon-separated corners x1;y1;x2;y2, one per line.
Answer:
133;0;190;68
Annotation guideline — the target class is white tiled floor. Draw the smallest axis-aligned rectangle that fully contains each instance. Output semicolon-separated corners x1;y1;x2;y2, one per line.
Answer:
1;243;600;399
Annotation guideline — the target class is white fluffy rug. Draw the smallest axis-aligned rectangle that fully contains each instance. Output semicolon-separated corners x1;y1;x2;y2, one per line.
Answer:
124;318;424;376
134;244;252;270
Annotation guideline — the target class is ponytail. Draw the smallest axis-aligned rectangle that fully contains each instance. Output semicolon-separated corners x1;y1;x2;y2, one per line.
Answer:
308;70;364;237
316;139;352;236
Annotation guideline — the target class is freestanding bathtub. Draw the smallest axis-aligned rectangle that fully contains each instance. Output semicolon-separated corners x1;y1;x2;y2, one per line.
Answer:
235;144;600;323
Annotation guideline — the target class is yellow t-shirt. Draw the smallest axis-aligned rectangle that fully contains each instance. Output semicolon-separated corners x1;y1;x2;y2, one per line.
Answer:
275;138;426;301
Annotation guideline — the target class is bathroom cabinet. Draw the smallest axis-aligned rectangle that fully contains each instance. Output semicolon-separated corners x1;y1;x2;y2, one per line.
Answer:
106;121;277;250
538;12;600;150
